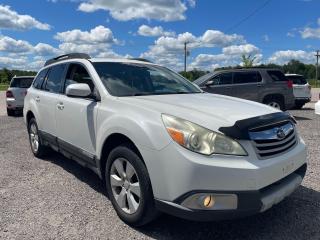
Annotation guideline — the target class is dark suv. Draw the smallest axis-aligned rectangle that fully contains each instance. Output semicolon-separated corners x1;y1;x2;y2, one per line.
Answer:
194;68;295;111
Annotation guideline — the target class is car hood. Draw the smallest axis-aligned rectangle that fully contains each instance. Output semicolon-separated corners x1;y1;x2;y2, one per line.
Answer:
120;93;279;133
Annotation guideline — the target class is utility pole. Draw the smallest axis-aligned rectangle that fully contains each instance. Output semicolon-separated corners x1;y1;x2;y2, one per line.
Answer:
316;50;320;84
184;42;187;73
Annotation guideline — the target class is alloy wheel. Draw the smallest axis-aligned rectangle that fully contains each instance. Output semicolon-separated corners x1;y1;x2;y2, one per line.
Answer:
268;101;281;109
110;158;141;214
29;123;39;153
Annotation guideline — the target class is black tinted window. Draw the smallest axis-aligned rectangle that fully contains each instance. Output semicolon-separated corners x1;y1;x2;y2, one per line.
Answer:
64;64;94;92
10;77;34;88
45;65;65;93
267;70;287;81
33;69;48;89
233;71;261;84
210;73;232;85
287;76;307;85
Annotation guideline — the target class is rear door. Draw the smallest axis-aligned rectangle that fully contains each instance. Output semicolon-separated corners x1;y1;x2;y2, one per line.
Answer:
231;71;262;101
288;76;311;99
200;72;233;96
36;64;66;146
55;63;99;164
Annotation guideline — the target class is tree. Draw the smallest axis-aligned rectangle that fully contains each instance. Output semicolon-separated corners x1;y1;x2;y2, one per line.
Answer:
241;54;256;67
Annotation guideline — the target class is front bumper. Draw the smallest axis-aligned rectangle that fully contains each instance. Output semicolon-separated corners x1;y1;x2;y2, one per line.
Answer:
155;164;306;221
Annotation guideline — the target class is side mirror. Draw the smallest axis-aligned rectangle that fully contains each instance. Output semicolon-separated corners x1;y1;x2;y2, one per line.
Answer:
66;83;91;98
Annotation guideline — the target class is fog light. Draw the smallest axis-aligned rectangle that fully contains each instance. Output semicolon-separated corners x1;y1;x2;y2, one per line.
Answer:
181;193;238;210
203;195;215;208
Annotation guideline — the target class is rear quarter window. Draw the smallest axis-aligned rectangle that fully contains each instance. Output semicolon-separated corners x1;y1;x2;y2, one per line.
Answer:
267;70;287;82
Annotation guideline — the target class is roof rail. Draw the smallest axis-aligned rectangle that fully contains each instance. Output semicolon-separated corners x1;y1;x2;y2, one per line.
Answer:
128;58;153;63
44;53;91;66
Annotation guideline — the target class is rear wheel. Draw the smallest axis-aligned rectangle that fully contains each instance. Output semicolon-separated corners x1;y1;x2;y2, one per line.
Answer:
105;144;158;226
264;97;285;111
7;108;15;116
28;118;49;158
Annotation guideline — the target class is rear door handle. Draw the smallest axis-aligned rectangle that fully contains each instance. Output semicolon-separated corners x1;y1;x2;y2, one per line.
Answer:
57;102;64;110
35;96;40;102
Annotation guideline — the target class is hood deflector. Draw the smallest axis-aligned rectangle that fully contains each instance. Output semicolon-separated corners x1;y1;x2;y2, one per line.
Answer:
219;112;296;140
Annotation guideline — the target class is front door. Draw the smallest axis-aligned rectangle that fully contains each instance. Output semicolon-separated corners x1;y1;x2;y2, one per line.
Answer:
55;63;99;165
200;72;234;96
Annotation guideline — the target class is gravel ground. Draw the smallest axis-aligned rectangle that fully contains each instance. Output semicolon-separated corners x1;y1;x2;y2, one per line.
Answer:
0;91;319;240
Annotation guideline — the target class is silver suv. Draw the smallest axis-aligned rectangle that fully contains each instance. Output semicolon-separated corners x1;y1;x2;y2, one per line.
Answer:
194;68;295;111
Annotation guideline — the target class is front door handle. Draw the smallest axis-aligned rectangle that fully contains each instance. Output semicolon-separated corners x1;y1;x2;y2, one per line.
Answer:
57;102;64;110
35;96;40;102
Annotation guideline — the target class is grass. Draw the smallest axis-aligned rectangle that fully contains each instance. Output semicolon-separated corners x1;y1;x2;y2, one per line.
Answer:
0;85;8;91
308;79;320;88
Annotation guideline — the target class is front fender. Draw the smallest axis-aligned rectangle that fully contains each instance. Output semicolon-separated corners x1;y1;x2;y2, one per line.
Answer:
96;112;171;159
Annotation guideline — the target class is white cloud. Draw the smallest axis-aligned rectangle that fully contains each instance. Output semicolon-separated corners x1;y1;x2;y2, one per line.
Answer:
54;25;118;45
222;44;259;55
138;25;175;37
77;0;188;21
0;5;51;31
140;30;247;70
268;50;314;64
34;43;61;56
0;36;32;53
300;18;320;39
263;34;270;42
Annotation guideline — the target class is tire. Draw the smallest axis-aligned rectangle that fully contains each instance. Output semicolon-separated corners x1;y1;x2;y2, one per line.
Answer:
105;144;158;226
295;104;304;109
264;97;285;111
28;118;49;158
7;108;15;116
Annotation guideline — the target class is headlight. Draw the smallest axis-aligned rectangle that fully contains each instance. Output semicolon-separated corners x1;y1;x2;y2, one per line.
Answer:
162;114;247;156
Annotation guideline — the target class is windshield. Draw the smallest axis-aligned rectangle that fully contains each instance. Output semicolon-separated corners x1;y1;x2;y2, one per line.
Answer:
10;77;34;88
93;62;201;96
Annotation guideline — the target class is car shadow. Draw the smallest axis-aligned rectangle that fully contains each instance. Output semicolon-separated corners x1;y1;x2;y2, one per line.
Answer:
293;115;312;121
43;151;108;198
43;152;320;239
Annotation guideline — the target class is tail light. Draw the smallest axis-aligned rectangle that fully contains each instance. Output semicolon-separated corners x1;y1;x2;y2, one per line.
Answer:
286;80;293;88
308;85;311;90
24;90;28;96
6;90;14;98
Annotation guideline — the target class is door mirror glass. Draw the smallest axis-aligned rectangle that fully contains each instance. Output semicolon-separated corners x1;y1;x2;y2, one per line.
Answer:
205;80;214;86
66;83;91;98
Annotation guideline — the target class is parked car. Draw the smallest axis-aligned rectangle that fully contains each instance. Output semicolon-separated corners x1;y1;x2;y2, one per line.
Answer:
6;76;34;116
24;53;307;226
285;74;311;109
315;97;320;115
194;68;295;111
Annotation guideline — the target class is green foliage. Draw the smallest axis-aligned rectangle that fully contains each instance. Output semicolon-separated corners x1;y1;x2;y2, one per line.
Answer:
241;54;256;67
0;68;37;84
179;69;209;81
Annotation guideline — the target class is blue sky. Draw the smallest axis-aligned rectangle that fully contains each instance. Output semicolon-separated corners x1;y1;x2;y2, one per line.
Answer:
0;0;320;71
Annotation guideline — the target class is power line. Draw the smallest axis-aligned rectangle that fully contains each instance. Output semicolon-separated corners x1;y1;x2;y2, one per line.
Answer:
225;0;272;33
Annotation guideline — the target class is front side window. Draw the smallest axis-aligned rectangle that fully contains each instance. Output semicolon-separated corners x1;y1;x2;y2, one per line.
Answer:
93;62;201;96
10;77;34;88
210;73;232;86
33;69;48;89
233;71;261;84
45;64;66;93
64;64;94;92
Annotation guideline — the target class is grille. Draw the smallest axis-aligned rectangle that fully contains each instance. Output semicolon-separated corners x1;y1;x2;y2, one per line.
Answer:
249;121;297;159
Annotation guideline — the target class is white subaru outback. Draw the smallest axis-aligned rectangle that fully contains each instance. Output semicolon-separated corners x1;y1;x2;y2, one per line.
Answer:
24;53;307;226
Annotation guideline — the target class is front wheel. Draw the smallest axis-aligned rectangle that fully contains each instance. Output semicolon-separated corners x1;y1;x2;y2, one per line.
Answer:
105;144;158;226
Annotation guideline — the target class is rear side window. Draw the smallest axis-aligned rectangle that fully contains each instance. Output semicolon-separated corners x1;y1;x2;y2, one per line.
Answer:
33;69;48;89
210;72;233;85
287;76;307;85
233;71;262;84
10;77;34;88
45;64;66;93
267;71;287;81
